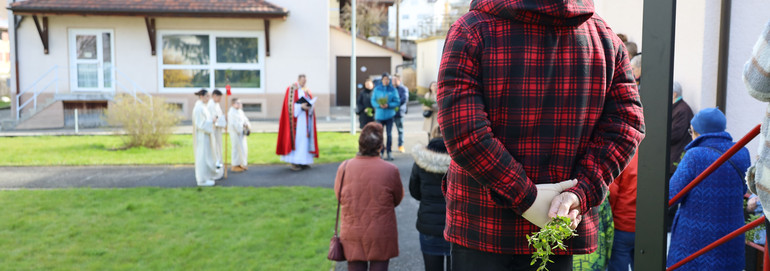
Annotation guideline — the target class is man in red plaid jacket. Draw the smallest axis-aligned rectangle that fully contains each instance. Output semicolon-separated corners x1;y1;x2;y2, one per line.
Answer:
437;0;645;269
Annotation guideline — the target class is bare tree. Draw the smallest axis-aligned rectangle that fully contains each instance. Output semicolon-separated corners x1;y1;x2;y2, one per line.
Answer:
341;1;387;39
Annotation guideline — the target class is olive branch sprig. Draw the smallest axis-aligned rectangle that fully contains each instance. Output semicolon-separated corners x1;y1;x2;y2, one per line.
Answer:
526;216;578;271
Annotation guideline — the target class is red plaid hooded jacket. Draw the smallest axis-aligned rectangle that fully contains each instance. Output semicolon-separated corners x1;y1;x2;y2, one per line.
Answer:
438;0;644;254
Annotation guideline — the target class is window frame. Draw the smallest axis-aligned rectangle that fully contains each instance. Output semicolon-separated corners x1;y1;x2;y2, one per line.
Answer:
68;29;116;92
157;30;266;94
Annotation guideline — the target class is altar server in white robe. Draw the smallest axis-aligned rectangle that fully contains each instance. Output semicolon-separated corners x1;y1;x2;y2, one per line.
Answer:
228;98;251;172
193;89;222;186
207;90;227;173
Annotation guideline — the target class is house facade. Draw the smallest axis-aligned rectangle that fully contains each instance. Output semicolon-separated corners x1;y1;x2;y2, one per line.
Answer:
8;0;334;129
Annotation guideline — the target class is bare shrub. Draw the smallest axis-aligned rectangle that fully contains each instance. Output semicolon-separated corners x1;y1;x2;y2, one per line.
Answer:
105;94;181;149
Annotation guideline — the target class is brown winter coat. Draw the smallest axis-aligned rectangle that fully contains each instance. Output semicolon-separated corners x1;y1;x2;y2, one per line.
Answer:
334;156;404;261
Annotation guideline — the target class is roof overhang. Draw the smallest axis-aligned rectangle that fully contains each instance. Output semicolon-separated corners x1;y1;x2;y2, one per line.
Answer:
9;1;289;20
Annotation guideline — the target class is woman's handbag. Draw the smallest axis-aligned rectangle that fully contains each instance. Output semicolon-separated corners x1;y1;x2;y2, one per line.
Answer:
422;109;433;118
328;160;349;261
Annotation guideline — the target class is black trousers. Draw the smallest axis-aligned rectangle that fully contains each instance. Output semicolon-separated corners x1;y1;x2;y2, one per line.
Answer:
451;243;573;271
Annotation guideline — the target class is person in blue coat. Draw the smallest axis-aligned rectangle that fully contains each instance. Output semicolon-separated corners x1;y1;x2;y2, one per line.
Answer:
667;108;751;271
371;72;401;161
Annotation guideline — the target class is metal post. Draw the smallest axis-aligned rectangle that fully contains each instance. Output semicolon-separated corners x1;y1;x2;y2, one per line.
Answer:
74;108;79;134
636;0;677;270
395;0;400;52
350;0;357;135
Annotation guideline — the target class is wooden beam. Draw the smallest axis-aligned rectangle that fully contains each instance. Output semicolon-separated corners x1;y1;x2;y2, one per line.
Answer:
32;15;48;54
144;17;157;56
264;19;271;57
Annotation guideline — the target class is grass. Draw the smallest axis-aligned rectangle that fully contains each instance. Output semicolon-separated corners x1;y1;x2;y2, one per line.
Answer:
0;187;337;270
0;132;358;166
0;100;9;109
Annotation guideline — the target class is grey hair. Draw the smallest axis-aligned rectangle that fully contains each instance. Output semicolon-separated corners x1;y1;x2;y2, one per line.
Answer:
673;81;683;96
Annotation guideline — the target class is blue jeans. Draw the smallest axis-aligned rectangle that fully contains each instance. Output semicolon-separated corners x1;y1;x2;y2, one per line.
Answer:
609;229;635;271
394;116;404;147
378;118;394;153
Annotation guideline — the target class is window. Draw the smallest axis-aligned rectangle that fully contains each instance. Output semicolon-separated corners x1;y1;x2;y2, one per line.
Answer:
242;103;262;113
159;31;265;93
69;29;115;92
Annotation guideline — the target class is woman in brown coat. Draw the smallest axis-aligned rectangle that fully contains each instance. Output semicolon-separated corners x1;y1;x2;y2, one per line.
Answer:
334;122;404;271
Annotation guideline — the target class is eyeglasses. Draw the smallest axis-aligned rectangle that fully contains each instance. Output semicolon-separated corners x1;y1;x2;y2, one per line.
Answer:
688;128;693;135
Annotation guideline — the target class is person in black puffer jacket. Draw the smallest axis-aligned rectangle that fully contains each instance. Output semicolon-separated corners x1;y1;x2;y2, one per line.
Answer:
410;127;451;271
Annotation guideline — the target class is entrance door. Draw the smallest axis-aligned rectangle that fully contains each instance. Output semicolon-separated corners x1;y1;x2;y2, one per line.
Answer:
336;57;391;106
69;30;114;92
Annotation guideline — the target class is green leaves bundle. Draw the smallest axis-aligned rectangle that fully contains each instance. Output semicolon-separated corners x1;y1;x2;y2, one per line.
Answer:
377;97;388;106
418;96;436;107
526;216;578;271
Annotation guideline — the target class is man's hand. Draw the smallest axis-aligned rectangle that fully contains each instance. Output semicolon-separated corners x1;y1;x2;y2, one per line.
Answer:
748;196;759;212
301;103;312;111
379;104;388;109
548;191;582;230
521;180;577;228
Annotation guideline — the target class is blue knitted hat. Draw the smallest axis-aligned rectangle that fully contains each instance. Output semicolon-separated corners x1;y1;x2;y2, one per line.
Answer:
690;107;726;134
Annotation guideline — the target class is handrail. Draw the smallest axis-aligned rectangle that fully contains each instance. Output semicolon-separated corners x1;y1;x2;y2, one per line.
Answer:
114;66;152;105
16;65;58;121
668;124;761;206
667;216;765;270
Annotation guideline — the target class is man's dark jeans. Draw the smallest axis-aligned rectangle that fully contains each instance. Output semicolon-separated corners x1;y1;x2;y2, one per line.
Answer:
608;229;635;271
394;116;404;147
378;118;394;154
451;243;573;271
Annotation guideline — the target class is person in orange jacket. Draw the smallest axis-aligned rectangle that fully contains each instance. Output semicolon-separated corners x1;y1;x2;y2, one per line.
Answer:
608;153;638;271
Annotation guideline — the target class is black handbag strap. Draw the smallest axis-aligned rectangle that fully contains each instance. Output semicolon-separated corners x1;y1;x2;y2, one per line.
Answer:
333;160;350;237
702;146;745;180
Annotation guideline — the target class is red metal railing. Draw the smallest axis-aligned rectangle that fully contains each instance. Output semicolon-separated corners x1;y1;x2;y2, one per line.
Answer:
666;124;763;271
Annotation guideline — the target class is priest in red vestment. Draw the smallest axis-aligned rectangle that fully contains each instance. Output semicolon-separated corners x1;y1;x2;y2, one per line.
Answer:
276;74;319;171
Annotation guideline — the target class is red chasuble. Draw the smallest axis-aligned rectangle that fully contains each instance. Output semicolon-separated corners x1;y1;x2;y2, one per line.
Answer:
276;83;319;158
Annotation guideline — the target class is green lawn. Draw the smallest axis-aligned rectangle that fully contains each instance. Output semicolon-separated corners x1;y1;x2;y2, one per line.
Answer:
0;132;358;166
0;100;10;109
0;187;337;270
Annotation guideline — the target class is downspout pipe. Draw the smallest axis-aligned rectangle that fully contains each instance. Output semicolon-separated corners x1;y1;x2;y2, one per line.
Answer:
715;0;731;113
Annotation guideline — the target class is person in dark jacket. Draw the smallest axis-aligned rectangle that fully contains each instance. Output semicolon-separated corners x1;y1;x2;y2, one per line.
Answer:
667;81;694;232
437;0;644;269
670;81;694;175
356;79;376;129
667;108;750;271
409;127;451;271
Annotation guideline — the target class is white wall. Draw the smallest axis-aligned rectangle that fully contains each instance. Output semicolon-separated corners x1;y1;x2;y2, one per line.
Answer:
673;0;717;114
416;37;444;89
266;0;330;95
593;0;643;49
725;0;770;158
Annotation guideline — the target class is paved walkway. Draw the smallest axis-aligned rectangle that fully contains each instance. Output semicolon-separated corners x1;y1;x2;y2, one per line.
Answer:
0;111;432;270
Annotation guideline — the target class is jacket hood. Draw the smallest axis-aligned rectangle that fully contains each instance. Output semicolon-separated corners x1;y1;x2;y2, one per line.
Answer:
411;144;451;174
470;0;594;26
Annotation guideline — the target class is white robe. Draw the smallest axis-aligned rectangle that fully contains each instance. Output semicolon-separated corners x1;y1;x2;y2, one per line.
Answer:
228;107;251;167
193;100;222;184
207;99;226;165
280;90;315;165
